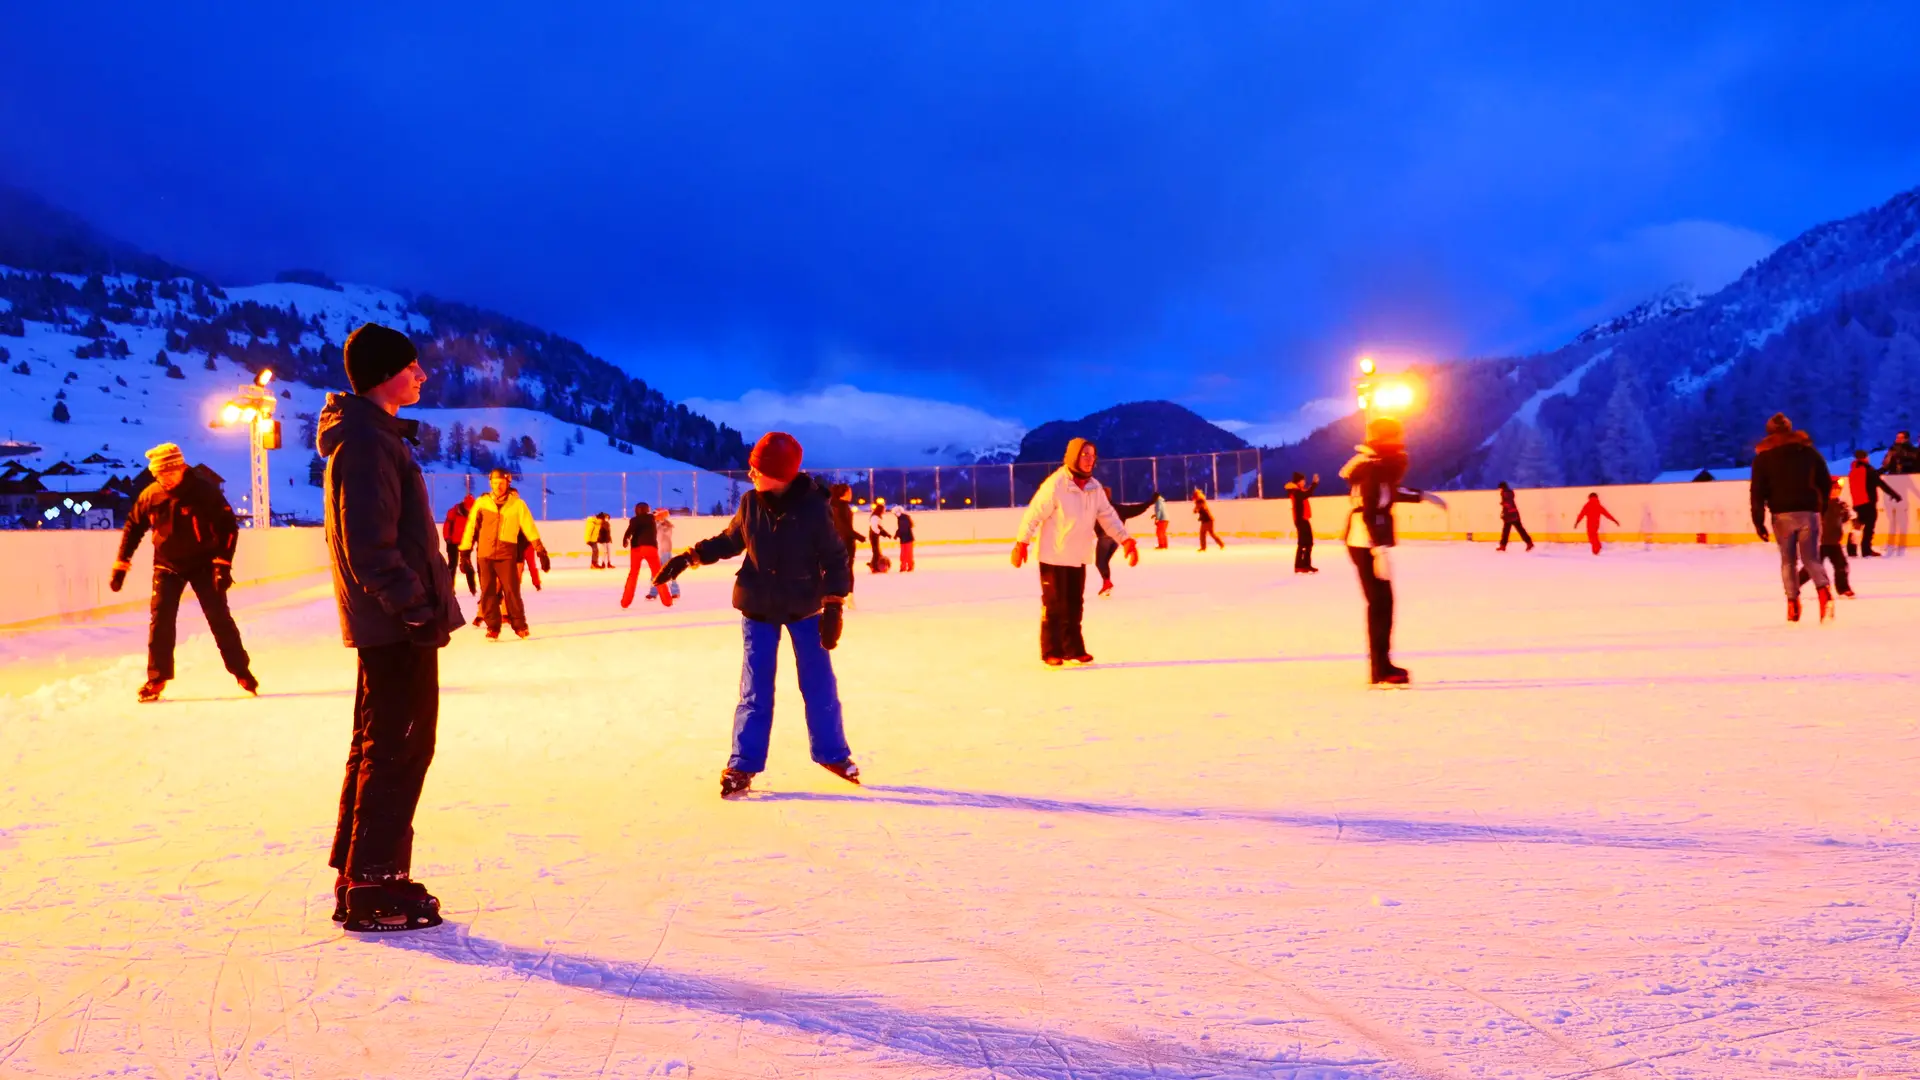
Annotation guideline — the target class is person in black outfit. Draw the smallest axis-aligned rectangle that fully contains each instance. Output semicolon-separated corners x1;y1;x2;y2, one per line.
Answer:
1750;412;1833;622
1286;473;1319;572
654;432;858;799
318;323;465;933
1340;417;1440;685
1094;497;1155;595
110;442;256;703
829;483;860;593
1496;481;1534;551
1847;449;1903;556
1798;480;1853;597
1881;431;1920;476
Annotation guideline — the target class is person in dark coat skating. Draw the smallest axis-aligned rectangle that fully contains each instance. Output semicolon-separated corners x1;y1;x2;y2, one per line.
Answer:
1847;449;1903;556
1496;482;1534;552
318;323;465;933
653;432;859;799
1340;417;1442;685
110;442;257;703
1286;472;1319;572
1094;496;1155;595
1798;479;1854;597
1750;412;1835;622
620;501;667;608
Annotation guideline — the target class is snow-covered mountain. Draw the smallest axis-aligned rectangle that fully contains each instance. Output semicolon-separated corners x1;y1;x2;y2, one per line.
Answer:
1266;183;1920;488
1572;284;1700;345
0;185;751;523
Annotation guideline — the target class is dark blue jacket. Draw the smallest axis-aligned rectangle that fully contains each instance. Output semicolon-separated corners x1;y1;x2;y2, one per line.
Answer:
692;473;852;624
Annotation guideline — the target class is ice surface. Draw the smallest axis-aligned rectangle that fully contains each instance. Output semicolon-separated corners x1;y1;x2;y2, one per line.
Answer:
2;541;1917;1077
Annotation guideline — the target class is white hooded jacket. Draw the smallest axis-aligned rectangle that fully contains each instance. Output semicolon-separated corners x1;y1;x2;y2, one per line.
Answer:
1016;467;1130;567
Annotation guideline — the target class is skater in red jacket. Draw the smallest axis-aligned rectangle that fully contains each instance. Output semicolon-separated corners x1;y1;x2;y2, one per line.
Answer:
1573;492;1618;554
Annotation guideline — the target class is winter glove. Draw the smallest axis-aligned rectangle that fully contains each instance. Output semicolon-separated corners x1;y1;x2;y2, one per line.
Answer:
819;600;844;650
212;561;233;592
109;562;129;592
1122;538;1139;567
400;607;440;647
536;545;551;573
654;552;695;586
459;550;474;576
1010;541;1029;568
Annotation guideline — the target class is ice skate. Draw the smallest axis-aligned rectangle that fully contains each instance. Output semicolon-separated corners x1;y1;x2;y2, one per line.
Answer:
1043;656;1065;668
1786;597;1801;623
1371;666;1411;687
720;768;756;799
516;628;531;639
341;882;443;933
1097;580;1113;597
820;759;861;785
485;627;501;640
237;673;259;696
1068;653;1095;666
137;679;167;703
1817;586;1834;622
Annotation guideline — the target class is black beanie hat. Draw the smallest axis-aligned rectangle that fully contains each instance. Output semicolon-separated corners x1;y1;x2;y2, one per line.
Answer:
343;323;418;394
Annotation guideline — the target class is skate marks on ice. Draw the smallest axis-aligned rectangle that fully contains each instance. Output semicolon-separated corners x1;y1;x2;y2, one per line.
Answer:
762;785;1729;853
382;924;1389;1079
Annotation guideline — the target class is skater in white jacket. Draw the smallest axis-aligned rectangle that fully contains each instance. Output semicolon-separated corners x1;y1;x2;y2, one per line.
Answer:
1012;437;1136;666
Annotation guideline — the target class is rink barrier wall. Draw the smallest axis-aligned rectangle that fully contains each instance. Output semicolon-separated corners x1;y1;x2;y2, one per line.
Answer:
5;476;1916;628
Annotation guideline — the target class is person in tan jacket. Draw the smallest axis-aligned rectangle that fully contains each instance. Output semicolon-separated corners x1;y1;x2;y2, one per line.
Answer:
459;469;547;639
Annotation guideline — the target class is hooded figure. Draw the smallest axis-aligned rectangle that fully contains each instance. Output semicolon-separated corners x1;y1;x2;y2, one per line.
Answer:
1340;417;1440;685
1012;437;1135;665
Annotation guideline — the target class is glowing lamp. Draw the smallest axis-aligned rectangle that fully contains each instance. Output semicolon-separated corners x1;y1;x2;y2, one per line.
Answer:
1358;356;1376;376
220;403;243;426
1374;381;1416;413
1357;394;1370;411
256;369;275;386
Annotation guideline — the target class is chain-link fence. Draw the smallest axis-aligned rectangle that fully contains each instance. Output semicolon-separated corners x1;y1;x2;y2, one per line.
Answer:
425;449;1267;519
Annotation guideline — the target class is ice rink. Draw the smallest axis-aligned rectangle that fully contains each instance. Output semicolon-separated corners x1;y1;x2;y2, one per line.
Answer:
3;539;1917;1078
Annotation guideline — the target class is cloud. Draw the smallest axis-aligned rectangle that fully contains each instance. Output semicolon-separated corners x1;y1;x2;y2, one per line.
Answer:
1210;396;1351;448
1593;220;1780;299
682;385;1026;467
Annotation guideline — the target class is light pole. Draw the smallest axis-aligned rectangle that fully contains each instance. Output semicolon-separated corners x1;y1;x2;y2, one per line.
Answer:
210;369;281;528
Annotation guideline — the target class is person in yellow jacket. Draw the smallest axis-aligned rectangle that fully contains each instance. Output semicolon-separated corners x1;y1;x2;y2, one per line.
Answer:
459;469;547;639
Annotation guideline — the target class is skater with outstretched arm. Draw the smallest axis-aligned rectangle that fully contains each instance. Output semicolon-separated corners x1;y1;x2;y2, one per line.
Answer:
1573;493;1617;554
110;442;257;702
1095;497;1155;596
1012;437;1136;666
1847;448;1903;557
318;323;464;933
1341;416;1442;686
1496;482;1534;552
1286;473;1320;572
1751;412;1835;622
651;432;859;799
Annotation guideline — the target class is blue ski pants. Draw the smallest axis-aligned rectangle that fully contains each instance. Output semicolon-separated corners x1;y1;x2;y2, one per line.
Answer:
730;614;850;773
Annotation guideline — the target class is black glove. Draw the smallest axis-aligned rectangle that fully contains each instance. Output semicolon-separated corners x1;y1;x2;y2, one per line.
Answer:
401;607;439;646
109;567;127;592
536;547;551;573
213;563;233;592
459;550;473;576
654;552;694;586
819;601;844;650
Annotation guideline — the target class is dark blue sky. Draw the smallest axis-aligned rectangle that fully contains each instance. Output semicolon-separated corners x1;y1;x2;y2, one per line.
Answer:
4;2;1917;435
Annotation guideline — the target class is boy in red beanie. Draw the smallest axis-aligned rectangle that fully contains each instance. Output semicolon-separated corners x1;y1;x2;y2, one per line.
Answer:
654;432;859;798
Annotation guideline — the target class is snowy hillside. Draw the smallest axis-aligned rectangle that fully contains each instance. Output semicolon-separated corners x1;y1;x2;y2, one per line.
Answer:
1572;284;1699;344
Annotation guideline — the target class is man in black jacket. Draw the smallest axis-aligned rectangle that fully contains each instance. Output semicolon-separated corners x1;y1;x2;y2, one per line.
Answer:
1287;472;1320;571
1882;430;1920;476
655;432;858;799
110;442;256;702
318;323;465;933
1750;413;1834;622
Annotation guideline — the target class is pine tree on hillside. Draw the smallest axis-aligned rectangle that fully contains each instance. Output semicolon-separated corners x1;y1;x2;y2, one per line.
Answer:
1864;332;1920;444
1511;423;1565;488
448;422;467;464
52;401;70;423
1597;376;1659;484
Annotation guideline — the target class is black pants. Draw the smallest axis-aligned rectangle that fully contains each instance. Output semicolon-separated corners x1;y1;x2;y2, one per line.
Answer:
1293;520;1314;570
1198;519;1224;550
1095;536;1117;583
477;556;526;633
1856;504;1878;553
1499;519;1533;548
1798;543;1851;594
868;531;885;569
147;564;251;682
1038;563;1088;660
1347;546;1396;679
330;642;440;882
446;541;475;593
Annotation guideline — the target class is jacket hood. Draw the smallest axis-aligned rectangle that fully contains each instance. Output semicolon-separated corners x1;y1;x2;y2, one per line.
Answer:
1340;443;1410;484
1063;437;1095;477
316;392;418;456
1754;429;1813;454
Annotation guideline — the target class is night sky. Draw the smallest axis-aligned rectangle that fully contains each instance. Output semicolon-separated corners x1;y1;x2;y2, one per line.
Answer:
4;2;1917;442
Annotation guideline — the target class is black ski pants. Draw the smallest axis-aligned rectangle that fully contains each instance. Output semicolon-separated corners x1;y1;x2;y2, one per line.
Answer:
1855;504;1879;553
477;556;526;633
1798;544;1851;594
330;642;439;883
1038;563;1088;661
1094;536;1117;583
1293;518;1314;570
147;563;251;682
1347;545;1396;680
1499;519;1533;549
446;541;475;593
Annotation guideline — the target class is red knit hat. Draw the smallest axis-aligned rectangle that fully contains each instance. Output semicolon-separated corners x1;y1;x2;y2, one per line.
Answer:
749;431;803;482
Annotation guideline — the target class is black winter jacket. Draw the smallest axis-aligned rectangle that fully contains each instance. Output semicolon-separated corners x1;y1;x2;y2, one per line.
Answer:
115;471;239;573
692;473;852;624
1340;445;1421;548
317;393;464;648
1749;431;1831;529
623;513;657;549
893;512;915;544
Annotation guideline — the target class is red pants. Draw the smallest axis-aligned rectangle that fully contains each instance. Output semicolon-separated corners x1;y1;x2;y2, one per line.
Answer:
1154;520;1168;549
900;542;915;571
1587;528;1602;554
624;545;661;599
